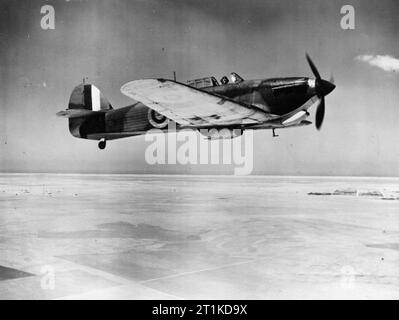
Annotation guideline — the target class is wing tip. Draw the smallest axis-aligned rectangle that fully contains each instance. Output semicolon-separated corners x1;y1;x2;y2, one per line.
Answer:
121;78;172;96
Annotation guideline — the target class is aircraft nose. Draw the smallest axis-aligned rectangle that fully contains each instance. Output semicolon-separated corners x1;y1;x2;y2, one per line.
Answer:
318;79;336;96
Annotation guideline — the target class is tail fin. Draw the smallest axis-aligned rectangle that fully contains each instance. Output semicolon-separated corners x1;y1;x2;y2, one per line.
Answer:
57;83;113;118
68;83;113;111
57;83;112;139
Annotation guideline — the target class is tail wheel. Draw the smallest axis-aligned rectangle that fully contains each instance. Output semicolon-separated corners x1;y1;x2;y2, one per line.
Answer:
98;138;106;150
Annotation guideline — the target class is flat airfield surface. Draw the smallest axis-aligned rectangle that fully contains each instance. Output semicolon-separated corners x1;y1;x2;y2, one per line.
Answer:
1;174;399;299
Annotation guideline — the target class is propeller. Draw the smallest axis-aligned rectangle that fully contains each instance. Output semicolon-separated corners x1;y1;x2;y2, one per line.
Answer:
315;98;325;130
306;54;335;130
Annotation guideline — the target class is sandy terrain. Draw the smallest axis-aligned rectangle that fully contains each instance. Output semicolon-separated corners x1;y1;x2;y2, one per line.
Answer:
1;174;399;299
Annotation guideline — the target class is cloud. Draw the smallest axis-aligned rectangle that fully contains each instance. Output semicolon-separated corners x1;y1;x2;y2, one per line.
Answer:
356;54;399;72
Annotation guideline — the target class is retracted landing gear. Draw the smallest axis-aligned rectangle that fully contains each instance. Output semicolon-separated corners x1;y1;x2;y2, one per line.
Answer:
98;138;106;150
272;129;279;137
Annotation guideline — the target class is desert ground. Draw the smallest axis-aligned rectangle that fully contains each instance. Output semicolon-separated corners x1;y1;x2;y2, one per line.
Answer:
1;174;399;299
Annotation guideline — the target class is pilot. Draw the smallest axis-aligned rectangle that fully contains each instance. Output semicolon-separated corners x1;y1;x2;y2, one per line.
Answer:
220;76;229;85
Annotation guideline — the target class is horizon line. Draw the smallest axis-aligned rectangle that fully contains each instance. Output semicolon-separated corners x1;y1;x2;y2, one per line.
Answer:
1;172;399;179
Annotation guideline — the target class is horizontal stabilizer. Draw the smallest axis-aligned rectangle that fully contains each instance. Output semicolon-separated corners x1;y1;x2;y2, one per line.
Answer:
56;109;107;119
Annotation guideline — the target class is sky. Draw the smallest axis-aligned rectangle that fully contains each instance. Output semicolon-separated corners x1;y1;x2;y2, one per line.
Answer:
1;0;399;176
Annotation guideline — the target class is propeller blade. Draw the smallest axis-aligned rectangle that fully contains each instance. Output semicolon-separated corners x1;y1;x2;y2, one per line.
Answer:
315;97;325;130
305;54;335;130
306;53;321;80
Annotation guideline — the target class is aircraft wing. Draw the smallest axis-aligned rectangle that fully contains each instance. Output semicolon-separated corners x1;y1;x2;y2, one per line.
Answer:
120;79;275;127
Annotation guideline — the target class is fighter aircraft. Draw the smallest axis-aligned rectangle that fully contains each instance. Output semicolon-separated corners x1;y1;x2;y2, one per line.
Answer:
57;55;335;149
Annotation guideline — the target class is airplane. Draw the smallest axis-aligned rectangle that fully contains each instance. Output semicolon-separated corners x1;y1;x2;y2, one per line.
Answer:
57;54;335;149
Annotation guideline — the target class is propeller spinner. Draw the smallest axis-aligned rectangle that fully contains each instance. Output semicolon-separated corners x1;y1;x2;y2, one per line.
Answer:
306;54;336;130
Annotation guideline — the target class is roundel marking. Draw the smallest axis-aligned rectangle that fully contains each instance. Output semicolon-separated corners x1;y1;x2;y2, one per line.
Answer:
148;109;169;129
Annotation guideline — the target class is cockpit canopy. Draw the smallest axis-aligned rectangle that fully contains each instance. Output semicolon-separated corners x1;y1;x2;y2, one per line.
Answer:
187;72;244;89
186;76;219;89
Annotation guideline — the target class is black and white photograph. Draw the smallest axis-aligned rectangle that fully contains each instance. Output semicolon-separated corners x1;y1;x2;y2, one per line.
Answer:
1;0;399;303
